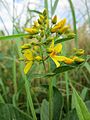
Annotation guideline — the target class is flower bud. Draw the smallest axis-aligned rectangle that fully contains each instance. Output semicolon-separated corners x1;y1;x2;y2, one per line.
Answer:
51;18;67;33
51;25;60;33
39;15;44;20
24;28;39;34
34;21;39;28
21;44;31;50
67;33;75;38
38;18;43;24
72;56;85;63
76;49;85;56
52;15;57;24
58;26;70;34
35;56;42;61
40;30;44;37
19;58;24;61
43;9;47;16
56;18;66;28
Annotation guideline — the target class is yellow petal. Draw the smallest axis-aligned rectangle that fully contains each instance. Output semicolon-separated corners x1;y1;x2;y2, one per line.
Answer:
54;43;62;53
54;55;66;62
24;49;33;60
24;61;33;74
50;56;60;67
64;57;74;64
56;18;66;28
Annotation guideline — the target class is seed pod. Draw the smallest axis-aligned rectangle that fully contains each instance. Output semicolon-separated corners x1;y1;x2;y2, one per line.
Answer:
52;15;57;24
24;28;39;34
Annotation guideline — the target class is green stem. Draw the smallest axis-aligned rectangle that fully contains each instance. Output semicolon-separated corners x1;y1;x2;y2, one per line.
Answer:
40;46;46;72
68;0;78;48
49;78;53;120
65;72;69;113
24;76;37;120
12;55;17;106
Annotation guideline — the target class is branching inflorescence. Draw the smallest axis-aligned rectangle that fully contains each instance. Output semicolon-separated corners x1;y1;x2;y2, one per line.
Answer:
20;9;85;74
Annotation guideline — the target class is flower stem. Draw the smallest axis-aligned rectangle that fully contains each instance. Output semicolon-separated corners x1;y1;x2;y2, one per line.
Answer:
49;78;53;120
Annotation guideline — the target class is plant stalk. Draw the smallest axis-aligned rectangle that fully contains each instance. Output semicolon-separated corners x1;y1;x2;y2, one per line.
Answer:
49;78;53;120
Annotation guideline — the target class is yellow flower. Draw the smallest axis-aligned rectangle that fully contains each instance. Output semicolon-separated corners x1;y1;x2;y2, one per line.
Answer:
23;49;42;74
23;49;34;74
51;18;66;33
48;40;74;67
58;25;70;34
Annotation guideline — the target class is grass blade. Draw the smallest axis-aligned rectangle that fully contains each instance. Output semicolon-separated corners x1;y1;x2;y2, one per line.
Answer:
72;87;90;120
52;0;59;16
68;0;78;48
0;33;29;40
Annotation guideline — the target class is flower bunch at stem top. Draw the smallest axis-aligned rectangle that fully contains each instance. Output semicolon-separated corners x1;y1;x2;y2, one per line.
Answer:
20;9;85;74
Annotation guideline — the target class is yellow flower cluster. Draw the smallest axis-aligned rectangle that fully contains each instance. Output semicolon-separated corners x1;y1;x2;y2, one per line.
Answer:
20;9;85;74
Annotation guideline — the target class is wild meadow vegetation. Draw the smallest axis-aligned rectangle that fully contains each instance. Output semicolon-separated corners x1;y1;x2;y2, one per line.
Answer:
0;0;90;120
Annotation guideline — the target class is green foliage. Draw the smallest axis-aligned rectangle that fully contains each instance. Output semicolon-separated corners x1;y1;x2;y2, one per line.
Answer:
40;99;49;120
0;103;32;120
53;87;63;120
72;87;90;120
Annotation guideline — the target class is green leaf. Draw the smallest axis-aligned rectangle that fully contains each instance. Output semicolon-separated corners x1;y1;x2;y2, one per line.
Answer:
55;37;74;44
53;62;85;75
40;99;49;120
0;103;32;120
53;65;74;74
72;87;90;120
84;62;90;74
81;87;88;100
53;87;64;120
86;101;90;112
0;94;5;103
63;109;79;120
0;33;29;40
